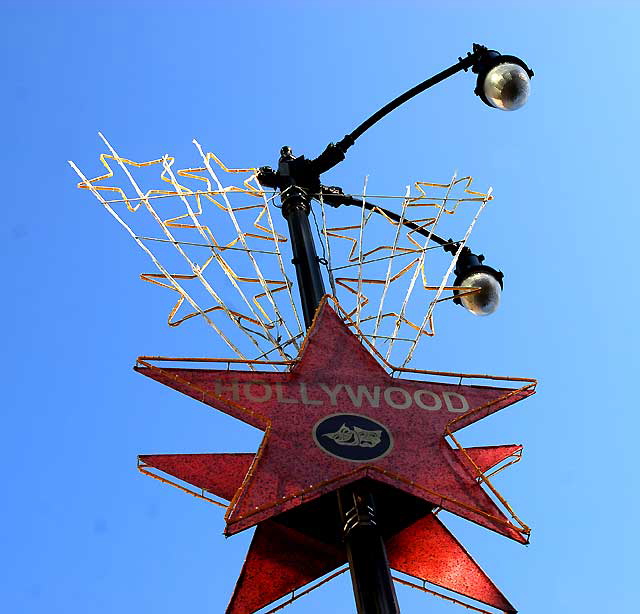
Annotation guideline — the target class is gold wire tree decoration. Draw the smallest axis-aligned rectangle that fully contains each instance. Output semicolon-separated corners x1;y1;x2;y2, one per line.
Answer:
70;134;493;368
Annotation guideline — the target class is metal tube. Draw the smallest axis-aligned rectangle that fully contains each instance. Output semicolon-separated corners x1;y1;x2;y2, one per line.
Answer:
347;53;477;144
278;161;400;614
281;189;326;329
337;195;450;247
339;485;400;614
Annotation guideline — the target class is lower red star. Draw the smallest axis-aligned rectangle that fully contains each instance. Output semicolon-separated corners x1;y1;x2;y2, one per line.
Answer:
136;298;535;613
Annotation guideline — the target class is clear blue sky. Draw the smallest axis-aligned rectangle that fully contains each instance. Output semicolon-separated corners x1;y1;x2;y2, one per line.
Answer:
3;2;637;613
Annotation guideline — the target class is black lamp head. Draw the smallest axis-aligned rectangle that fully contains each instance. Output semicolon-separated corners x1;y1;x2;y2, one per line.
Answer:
472;47;534;111
451;246;504;316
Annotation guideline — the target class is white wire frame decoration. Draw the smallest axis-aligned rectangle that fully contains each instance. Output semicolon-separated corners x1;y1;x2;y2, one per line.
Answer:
69;135;493;369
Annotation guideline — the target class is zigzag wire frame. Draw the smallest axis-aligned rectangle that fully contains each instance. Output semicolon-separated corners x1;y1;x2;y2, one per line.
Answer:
69;135;493;367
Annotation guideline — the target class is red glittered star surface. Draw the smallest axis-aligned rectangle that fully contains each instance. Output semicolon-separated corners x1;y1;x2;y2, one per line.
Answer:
140;445;523;613
136;299;535;544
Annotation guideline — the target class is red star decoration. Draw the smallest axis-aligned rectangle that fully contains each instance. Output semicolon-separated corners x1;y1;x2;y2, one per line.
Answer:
136;300;534;543
139;445;523;613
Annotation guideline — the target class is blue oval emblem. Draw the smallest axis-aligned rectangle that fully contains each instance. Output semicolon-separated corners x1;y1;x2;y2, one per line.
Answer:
313;413;393;462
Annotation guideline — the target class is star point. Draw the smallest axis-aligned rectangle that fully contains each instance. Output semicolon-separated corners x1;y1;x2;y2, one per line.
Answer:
136;299;534;543
140;443;523;613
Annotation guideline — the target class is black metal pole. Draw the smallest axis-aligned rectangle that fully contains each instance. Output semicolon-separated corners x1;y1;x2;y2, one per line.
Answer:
278;192;326;324
344;50;479;144
275;148;400;614
318;46;485;173
339;485;400;614
253;45;529;611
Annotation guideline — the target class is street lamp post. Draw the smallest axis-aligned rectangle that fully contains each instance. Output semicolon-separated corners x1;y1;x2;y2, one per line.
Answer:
257;43;533;614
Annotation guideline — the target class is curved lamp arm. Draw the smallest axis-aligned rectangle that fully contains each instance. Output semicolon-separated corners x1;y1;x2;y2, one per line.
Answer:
340;46;484;148
311;43;533;176
318;188;503;316
311;44;487;175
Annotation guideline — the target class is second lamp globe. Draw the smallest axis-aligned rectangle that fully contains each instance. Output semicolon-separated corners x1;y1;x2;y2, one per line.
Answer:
482;62;531;111
473;49;534;111
457;271;502;316
449;246;504;316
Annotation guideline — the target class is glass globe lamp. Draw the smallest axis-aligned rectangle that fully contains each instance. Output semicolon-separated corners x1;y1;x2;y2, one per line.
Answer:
449;246;504;316
457;271;502;316
482;63;531;110
473;50;534;111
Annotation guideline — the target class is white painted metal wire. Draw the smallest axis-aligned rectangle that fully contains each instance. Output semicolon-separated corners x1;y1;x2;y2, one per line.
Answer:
71;136;493;367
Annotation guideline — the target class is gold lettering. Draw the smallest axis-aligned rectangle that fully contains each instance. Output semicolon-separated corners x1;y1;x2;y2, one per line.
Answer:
344;385;380;408
414;389;442;411
443;391;469;413
383;387;412;409
243;382;272;403
319;383;343;405
300;383;322;405
275;383;298;404
215;380;240;401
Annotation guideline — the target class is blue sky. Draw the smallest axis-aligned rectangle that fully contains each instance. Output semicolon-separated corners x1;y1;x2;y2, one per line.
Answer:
3;2;637;613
